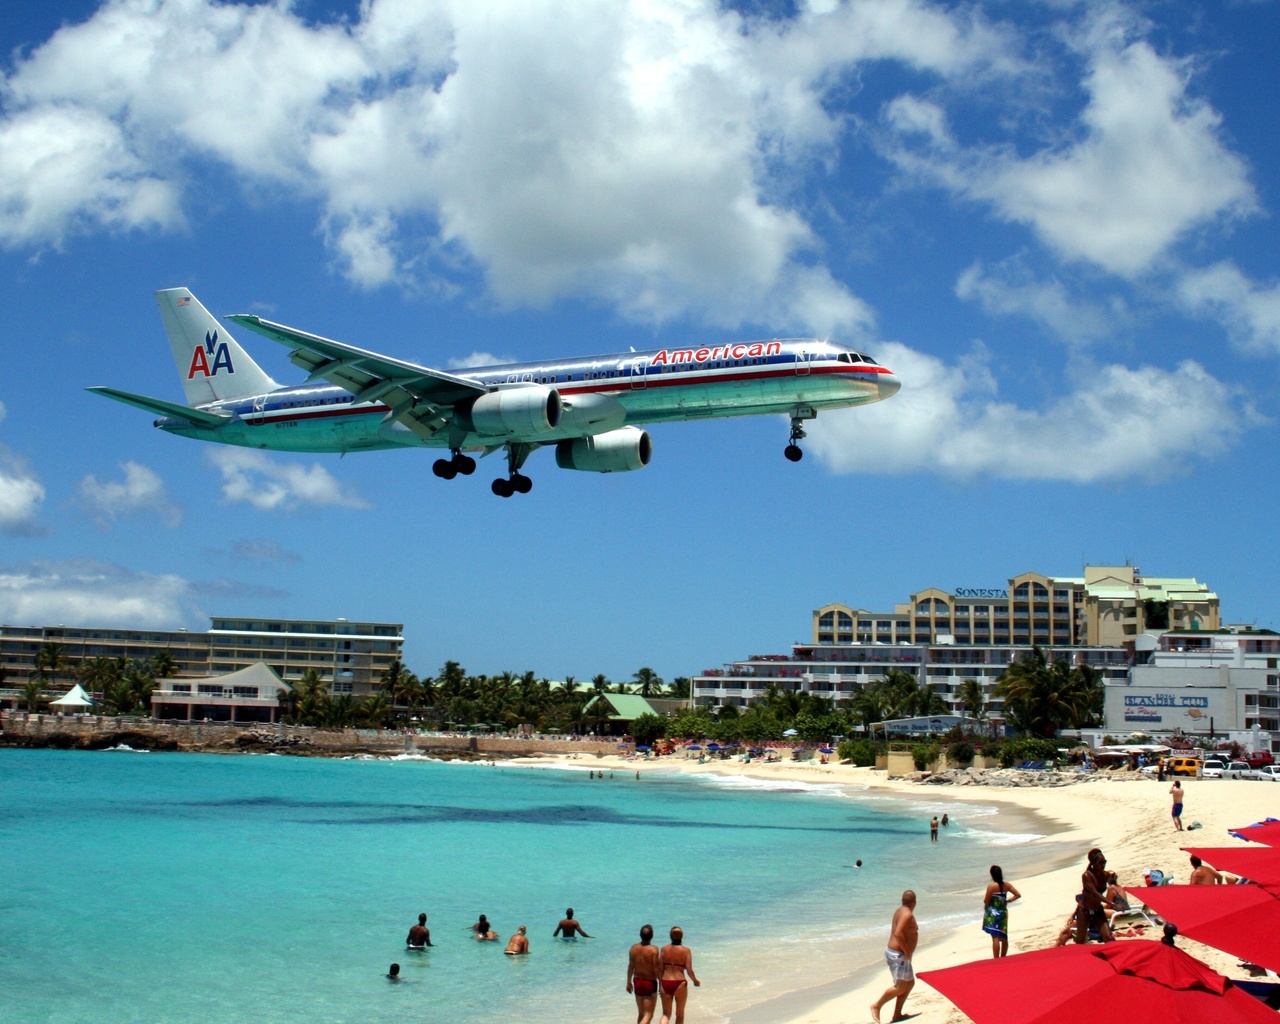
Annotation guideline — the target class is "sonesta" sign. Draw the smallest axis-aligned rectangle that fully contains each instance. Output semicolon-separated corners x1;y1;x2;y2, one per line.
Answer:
955;588;1008;599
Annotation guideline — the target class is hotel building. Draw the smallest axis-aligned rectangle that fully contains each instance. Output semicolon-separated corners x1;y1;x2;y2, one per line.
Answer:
693;642;1131;718
1104;629;1280;750
0;616;404;706
813;565;1219;648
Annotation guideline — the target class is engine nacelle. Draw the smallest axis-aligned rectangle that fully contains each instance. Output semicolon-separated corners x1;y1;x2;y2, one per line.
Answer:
555;427;652;473
557;392;626;435
457;386;562;438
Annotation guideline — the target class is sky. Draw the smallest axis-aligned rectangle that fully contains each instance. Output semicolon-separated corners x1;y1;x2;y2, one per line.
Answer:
0;0;1277;684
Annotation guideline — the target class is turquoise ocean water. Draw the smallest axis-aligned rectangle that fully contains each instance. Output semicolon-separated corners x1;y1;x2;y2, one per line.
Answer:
0;749;1063;1023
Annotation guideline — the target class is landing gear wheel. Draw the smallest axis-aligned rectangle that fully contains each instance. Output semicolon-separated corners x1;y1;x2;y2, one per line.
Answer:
512;473;532;494
455;454;477;476
492;478;514;497
785;406;814;464
433;458;458;479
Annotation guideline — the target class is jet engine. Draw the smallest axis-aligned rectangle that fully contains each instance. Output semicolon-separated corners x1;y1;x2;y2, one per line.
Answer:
555;427;652;473
456;386;562;438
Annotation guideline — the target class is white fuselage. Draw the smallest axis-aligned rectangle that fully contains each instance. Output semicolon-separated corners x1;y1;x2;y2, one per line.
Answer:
158;338;898;452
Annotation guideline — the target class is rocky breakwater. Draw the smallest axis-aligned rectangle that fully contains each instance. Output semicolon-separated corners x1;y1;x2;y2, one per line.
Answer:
908;766;1096;788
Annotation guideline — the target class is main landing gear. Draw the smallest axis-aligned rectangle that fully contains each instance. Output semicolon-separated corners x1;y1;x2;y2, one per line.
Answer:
491;441;535;498
785;406;816;462
432;450;477;480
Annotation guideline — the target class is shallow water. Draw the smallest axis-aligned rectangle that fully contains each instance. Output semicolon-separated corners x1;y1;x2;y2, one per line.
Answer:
0;749;1064;1023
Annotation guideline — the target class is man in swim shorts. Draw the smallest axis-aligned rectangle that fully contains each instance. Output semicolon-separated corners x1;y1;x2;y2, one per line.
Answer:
626;924;661;1024
554;908;591;939
658;926;699;1024
406;912;432;949
504;926;529;954
1170;780;1184;831
871;890;918;1024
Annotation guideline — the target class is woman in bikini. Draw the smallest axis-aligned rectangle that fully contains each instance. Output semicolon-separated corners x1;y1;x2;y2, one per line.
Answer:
982;864;1022;958
658;926;700;1024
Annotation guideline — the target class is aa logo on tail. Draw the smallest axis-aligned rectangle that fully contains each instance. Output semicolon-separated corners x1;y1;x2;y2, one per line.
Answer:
188;330;234;379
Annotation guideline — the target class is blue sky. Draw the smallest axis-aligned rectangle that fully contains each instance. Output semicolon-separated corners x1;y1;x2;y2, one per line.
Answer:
1;0;1277;683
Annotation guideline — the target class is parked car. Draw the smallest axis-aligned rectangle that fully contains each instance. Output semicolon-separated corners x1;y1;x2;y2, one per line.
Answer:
1164;756;1203;777
1243;751;1276;769
1201;759;1228;778
1222;760;1254;780
1255;765;1280;782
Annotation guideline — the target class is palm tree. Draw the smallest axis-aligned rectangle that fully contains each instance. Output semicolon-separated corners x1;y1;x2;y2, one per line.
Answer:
293;669;331;725
79;655;123;698
150;649;179;681
993;647;1098;737
958;678;987;721
633;667;663;697
382;660;421;719
31;642;67;686
21;678;47;713
360;688;392;728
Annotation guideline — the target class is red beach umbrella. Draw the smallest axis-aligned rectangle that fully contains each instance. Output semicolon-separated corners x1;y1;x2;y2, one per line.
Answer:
1227;820;1280;846
1182;846;1280;885
1127;884;1280;974
919;940;1278;1024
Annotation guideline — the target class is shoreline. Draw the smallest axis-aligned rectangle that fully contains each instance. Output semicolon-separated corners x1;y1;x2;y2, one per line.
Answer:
6;731;1272;1023
517;752;1275;1024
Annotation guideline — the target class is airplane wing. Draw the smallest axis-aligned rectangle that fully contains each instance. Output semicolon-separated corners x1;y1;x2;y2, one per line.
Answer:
87;386;234;428
226;314;490;442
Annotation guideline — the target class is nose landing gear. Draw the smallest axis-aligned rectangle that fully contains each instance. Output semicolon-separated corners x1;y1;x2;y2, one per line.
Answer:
785;406;815;462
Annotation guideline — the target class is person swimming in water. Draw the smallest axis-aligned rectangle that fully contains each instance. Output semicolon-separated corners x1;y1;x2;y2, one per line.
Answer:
504;926;529;955
406;912;432;949
554;908;591;939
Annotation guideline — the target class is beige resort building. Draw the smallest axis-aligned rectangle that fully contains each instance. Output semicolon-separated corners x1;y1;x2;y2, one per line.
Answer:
813;565;1219;649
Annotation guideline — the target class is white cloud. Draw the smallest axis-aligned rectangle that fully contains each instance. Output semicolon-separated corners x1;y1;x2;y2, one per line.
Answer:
448;352;510;370
0;104;181;248
955;259;1124;345
0;399;45;535
1177;261;1280;357
0;559;196;627
76;460;182;528
881;12;1256;277
0;0;1013;330
208;449;371;511
806;342;1255;482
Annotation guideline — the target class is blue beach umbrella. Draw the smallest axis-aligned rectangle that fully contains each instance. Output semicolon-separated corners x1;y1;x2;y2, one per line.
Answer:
636;745;651;751
688;745;702;750
706;743;720;750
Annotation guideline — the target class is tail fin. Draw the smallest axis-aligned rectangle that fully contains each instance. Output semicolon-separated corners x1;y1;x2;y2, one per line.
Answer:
156;288;279;405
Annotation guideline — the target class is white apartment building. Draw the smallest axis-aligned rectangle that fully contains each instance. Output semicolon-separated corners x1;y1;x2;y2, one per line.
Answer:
1105;629;1280;751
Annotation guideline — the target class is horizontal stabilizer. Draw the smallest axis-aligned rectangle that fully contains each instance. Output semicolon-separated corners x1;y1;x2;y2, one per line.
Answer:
87;387;234;428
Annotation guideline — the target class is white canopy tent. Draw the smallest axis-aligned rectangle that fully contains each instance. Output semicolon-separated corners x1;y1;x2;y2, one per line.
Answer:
48;684;95;710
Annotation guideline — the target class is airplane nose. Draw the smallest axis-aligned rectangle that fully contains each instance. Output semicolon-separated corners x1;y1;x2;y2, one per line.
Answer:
877;371;901;400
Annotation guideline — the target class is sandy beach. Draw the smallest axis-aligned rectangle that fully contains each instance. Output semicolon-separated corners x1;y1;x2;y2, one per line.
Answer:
519;752;1278;1024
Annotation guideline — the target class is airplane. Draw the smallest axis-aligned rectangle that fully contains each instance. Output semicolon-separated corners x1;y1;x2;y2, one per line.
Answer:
90;288;900;497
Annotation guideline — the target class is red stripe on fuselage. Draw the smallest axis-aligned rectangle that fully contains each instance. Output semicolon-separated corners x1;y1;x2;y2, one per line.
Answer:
243;361;888;425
